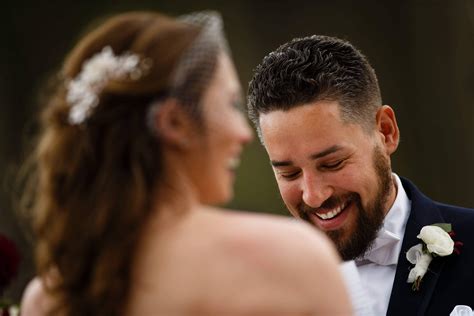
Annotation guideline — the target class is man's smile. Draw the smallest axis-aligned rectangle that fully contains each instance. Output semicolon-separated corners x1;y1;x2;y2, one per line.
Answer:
313;200;349;220
308;200;353;231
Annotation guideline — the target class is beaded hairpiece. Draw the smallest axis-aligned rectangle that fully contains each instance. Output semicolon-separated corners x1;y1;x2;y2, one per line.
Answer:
66;46;148;125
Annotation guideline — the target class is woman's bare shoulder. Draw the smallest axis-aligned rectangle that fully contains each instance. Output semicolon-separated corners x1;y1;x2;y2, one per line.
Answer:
215;208;336;258
130;208;354;315
207;209;353;315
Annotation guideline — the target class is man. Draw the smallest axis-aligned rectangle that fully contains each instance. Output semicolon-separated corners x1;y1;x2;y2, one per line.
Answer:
247;35;474;316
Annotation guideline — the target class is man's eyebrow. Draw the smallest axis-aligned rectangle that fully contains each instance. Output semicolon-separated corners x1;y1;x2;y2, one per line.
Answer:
270;145;343;167
270;160;292;167
309;145;343;160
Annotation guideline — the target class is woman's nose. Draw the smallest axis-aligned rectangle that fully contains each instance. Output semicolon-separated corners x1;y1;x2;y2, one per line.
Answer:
238;115;254;144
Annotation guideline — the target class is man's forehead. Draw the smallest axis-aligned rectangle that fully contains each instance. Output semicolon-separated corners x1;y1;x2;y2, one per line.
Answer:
259;103;343;142
258;104;368;165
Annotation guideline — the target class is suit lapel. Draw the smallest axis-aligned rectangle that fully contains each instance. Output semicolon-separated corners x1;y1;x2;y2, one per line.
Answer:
386;178;446;316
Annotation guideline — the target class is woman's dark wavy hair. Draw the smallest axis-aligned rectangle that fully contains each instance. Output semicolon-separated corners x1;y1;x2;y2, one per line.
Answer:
20;11;217;316
247;35;382;137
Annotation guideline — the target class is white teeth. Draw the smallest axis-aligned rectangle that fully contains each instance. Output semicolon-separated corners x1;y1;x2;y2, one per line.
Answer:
228;157;240;169
315;203;346;220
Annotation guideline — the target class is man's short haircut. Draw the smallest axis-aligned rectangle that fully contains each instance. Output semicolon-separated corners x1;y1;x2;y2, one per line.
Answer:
247;35;382;137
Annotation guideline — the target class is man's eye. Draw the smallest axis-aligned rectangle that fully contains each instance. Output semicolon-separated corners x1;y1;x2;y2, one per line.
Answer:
279;171;300;180
322;160;344;170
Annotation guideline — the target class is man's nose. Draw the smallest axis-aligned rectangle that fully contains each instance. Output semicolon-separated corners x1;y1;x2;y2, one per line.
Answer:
301;173;333;208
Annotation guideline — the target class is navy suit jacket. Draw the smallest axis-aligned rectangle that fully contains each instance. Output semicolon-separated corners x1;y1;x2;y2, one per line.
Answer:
386;178;474;316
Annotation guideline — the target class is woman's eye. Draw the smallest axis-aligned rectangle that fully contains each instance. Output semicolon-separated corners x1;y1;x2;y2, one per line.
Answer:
232;99;244;111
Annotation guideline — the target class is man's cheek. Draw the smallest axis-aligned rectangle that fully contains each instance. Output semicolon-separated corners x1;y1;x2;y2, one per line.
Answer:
278;184;295;201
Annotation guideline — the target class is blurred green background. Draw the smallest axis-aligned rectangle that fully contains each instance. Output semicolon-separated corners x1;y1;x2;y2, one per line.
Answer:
1;0;473;301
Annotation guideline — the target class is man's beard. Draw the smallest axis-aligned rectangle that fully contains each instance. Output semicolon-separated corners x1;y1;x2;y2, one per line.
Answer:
298;146;393;261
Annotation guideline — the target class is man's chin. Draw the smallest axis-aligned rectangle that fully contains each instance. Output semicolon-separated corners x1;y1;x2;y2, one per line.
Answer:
327;230;353;257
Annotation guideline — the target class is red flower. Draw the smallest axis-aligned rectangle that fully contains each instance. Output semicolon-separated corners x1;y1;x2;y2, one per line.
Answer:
0;234;21;295
453;241;464;255
1;308;11;316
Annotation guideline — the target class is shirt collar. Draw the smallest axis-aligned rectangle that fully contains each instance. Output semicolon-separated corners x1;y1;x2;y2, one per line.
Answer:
357;173;411;266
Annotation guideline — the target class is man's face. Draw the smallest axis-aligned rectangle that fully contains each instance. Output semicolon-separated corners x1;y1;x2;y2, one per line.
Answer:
259;101;397;260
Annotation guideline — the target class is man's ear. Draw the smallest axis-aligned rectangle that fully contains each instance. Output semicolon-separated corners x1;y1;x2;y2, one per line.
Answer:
150;99;195;149
375;105;400;155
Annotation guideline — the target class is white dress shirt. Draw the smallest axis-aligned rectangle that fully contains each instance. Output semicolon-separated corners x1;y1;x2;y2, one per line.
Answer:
355;174;411;316
340;260;376;316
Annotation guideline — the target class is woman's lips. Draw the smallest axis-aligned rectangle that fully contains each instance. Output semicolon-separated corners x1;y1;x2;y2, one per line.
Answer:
227;156;240;170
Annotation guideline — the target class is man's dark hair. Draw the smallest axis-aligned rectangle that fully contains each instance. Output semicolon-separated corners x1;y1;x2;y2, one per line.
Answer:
247;35;382;137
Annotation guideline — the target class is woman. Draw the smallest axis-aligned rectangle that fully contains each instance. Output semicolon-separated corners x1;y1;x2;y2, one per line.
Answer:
20;11;353;315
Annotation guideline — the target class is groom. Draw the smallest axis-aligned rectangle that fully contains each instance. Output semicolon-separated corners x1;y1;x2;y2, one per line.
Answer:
247;35;474;316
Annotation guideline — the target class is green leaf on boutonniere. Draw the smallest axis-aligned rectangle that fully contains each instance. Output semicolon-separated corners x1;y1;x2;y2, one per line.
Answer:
421;243;428;253
432;223;452;233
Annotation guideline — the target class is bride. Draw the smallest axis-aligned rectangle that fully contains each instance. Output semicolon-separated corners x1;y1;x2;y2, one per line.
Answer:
20;11;353;316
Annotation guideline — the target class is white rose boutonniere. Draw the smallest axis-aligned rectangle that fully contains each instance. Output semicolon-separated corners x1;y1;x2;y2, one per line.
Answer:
406;223;463;291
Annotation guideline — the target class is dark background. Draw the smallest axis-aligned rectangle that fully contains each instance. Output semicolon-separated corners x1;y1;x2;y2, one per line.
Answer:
1;0;473;301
